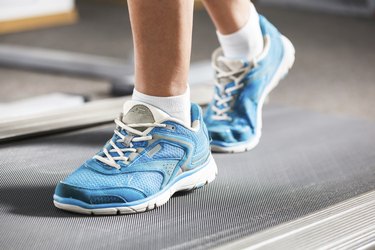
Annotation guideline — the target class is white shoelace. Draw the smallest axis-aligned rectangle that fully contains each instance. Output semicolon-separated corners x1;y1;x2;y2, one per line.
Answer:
94;118;167;169
211;59;254;121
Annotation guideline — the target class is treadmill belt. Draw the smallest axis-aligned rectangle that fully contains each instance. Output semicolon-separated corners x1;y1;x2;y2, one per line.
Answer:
1;105;375;249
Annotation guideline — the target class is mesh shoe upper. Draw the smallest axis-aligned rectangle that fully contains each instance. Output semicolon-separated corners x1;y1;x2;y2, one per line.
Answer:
55;101;211;205
204;15;285;147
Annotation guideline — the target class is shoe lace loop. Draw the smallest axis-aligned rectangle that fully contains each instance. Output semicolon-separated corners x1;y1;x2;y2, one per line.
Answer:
211;60;254;121
94;117;166;169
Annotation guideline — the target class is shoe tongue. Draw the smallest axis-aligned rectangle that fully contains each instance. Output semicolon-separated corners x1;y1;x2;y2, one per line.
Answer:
122;101;170;131
217;56;245;72
213;49;246;86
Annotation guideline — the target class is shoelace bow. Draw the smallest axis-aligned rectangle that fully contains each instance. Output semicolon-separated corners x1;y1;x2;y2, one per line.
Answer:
94;117;167;169
211;60;255;121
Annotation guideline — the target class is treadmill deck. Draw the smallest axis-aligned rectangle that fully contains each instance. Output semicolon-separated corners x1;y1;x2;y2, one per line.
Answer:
1;105;375;249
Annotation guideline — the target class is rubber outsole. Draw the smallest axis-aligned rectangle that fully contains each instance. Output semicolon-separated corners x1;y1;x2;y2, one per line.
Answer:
211;35;296;153
53;154;218;215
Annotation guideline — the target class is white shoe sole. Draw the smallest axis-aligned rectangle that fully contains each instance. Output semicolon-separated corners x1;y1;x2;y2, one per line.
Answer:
211;35;296;153
54;154;218;215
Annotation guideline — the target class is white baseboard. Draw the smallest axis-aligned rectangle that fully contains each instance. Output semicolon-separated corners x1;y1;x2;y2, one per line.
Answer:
0;0;75;22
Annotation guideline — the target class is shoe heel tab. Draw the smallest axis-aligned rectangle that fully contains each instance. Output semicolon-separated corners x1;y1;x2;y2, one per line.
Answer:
259;15;278;35
190;103;204;130
190;103;203;122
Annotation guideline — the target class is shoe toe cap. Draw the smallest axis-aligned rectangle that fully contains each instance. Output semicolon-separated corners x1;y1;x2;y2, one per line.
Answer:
208;124;252;144
54;163;164;205
54;182;146;205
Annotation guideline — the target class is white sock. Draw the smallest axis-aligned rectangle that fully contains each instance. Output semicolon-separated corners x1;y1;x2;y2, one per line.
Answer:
217;3;263;61
132;86;191;127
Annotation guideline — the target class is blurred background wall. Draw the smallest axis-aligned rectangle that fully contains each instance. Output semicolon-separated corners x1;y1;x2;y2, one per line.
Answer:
0;0;77;34
0;0;374;121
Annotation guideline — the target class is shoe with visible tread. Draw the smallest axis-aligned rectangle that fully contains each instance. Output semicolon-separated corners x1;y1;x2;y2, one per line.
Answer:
54;100;217;215
204;15;295;153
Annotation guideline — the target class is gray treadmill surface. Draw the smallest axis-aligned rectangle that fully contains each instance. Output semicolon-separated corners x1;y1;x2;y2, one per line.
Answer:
1;105;375;250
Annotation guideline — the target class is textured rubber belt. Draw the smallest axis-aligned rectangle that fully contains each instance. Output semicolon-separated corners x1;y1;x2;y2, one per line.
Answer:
0;105;375;250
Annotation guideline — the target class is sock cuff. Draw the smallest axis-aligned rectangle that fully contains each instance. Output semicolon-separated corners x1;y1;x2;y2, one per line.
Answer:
216;2;258;41
132;85;191;114
216;2;263;60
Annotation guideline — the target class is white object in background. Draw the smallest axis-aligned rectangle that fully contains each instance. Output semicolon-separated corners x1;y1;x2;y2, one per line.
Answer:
0;0;75;22
0;93;85;119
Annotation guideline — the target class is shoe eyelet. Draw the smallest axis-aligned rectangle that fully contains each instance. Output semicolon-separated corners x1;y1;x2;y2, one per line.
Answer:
166;124;176;131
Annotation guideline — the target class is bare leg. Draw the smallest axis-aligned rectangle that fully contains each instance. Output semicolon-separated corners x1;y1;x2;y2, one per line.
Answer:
128;0;194;97
202;0;251;35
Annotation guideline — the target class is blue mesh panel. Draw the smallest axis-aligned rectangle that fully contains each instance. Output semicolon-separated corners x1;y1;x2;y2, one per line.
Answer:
132;154;151;164
153;143;185;160
171;124;209;164
149;121;209;166
64;166;163;195
161;162;178;176
134;143;185;166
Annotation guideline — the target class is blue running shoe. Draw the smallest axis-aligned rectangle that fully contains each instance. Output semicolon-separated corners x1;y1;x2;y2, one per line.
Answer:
54;100;217;215
204;16;295;153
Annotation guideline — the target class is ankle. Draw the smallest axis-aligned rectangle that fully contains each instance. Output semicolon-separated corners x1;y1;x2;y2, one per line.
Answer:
132;86;191;127
217;3;263;61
